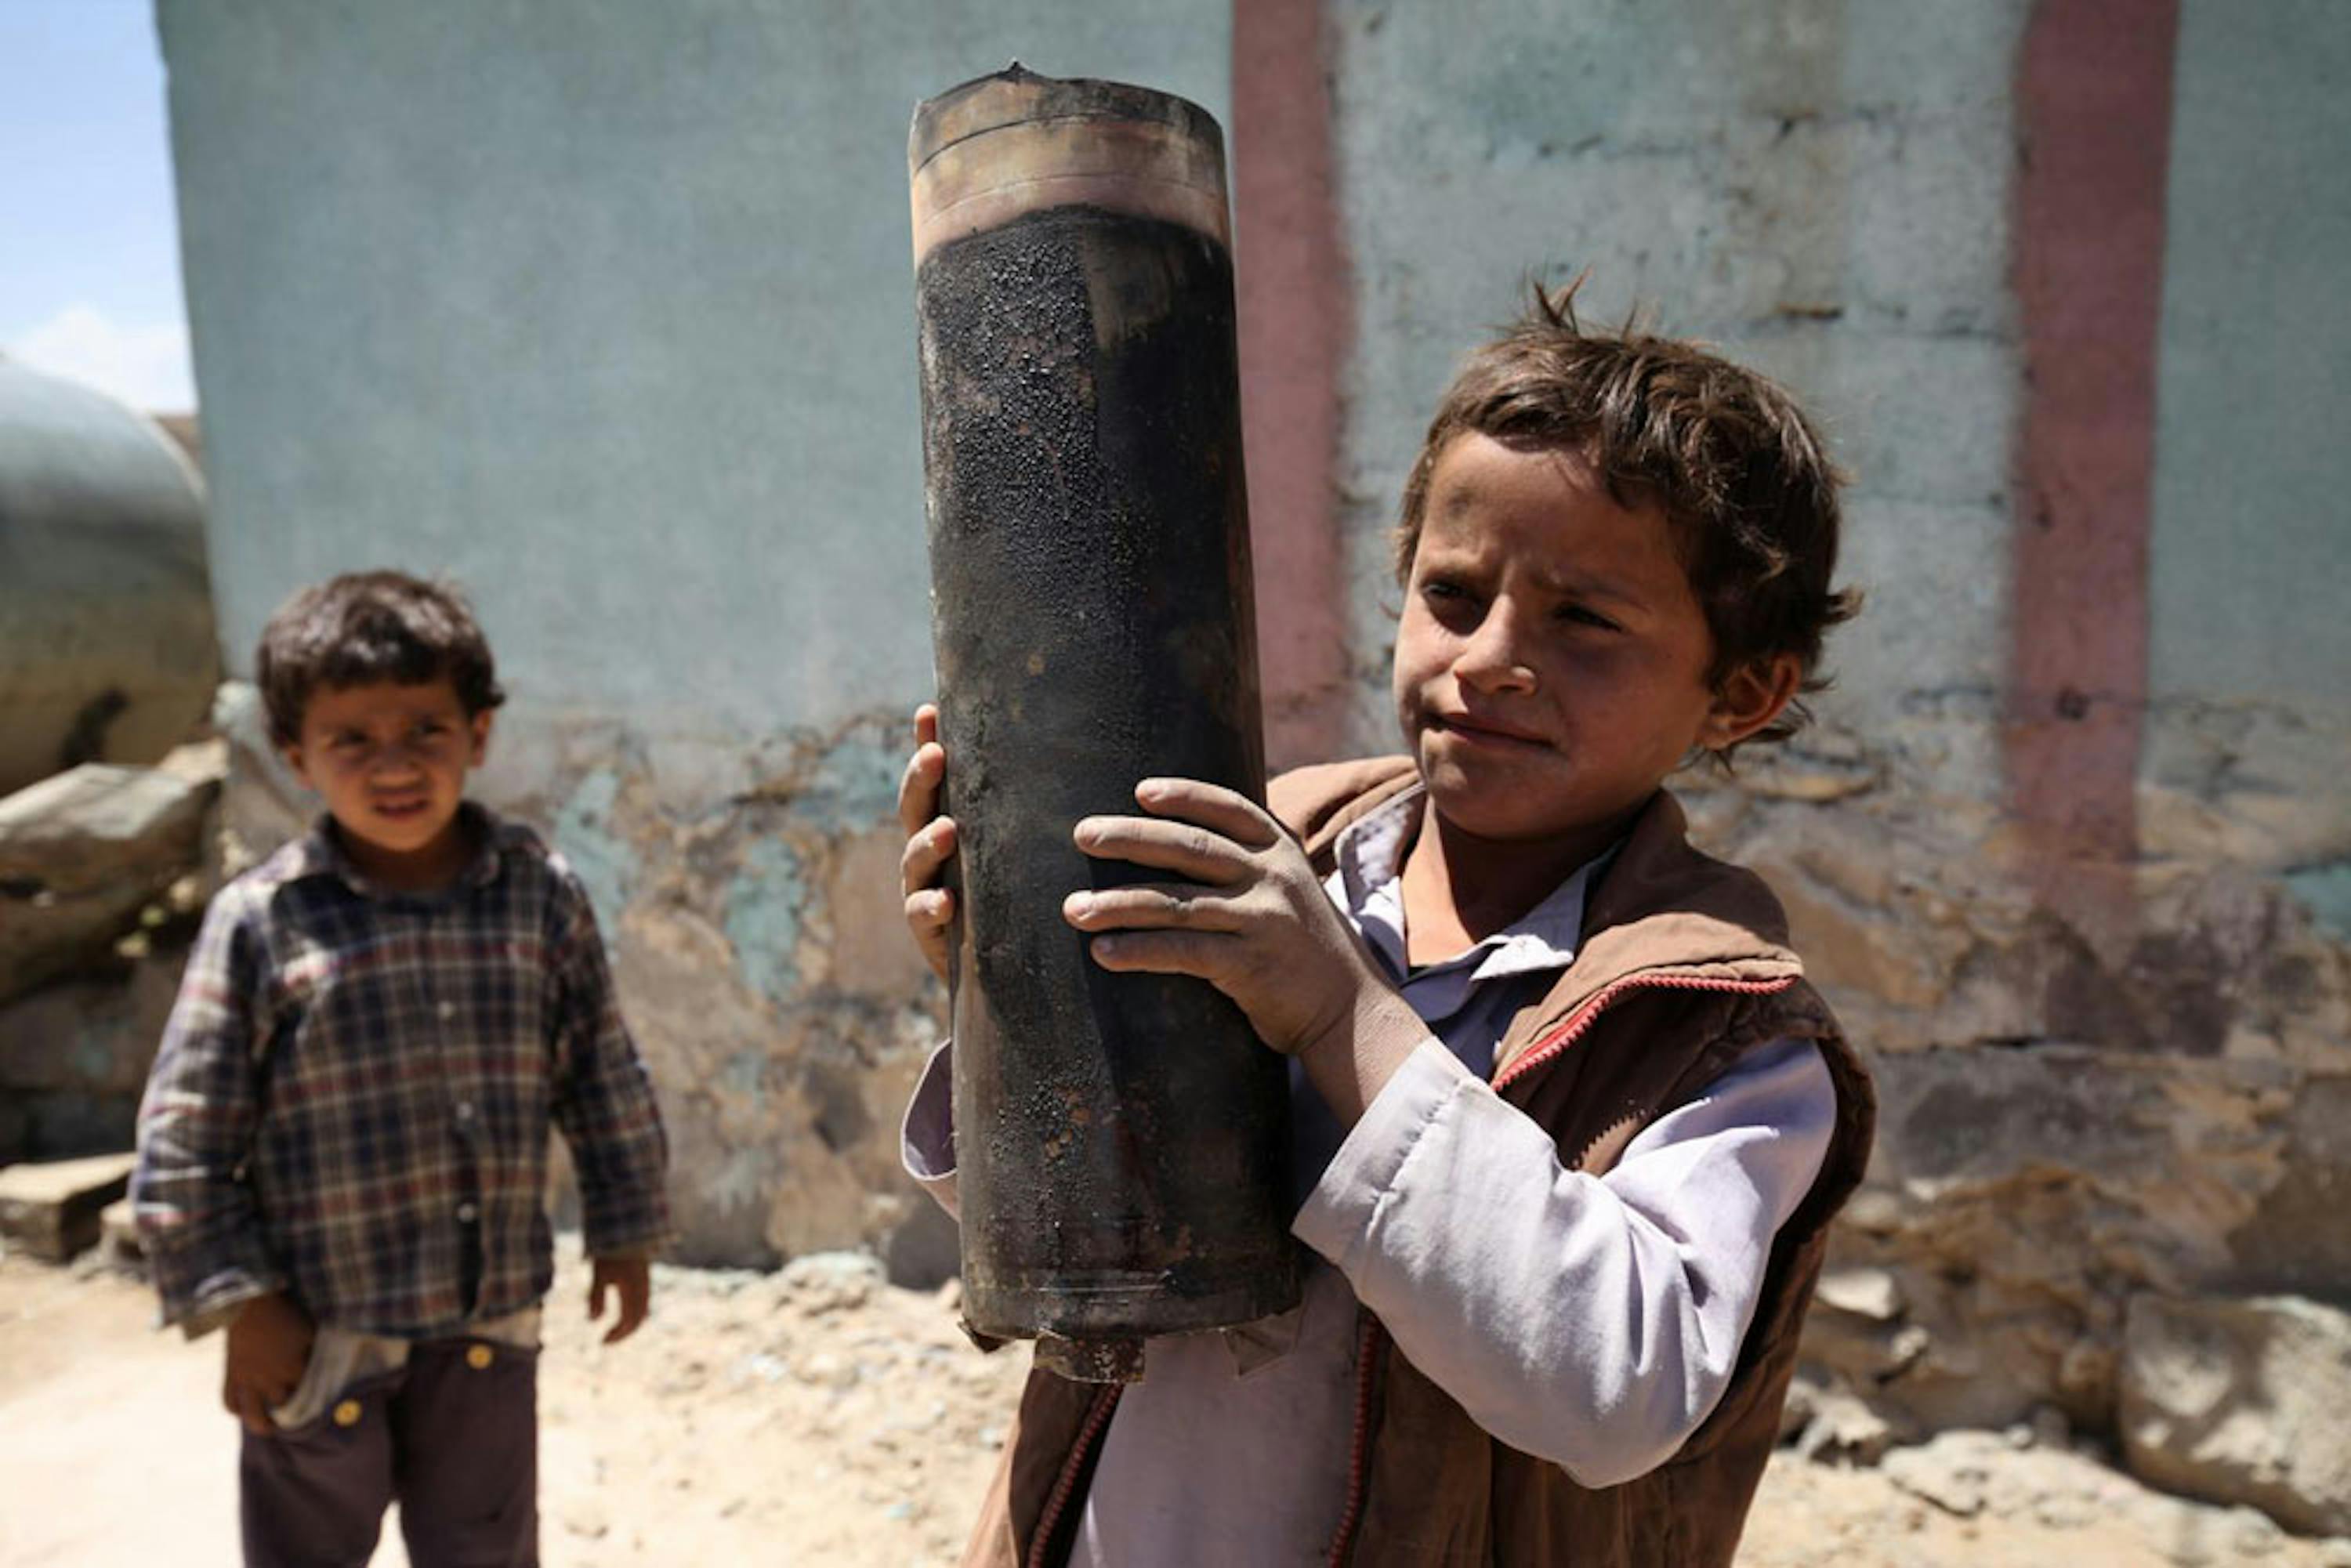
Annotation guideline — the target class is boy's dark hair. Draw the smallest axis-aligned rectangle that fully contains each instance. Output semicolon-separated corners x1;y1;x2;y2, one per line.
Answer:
1396;280;1860;745
258;570;505;746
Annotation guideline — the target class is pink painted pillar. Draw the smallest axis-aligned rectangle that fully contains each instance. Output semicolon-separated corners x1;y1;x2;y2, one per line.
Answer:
2008;0;2178;943
1233;0;1351;772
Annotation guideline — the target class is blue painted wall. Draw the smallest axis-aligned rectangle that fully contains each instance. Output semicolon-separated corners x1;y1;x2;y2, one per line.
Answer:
161;0;1228;741
159;0;1233;1269
2147;0;2351;716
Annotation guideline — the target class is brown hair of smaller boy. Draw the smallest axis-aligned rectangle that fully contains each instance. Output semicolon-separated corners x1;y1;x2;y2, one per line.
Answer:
257;570;506;747
1396;281;1860;746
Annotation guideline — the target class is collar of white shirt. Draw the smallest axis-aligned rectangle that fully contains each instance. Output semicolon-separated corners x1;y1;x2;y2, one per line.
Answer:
1324;783;1610;1013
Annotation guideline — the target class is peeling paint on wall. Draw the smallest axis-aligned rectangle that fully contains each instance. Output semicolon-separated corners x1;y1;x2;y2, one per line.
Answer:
726;838;808;1009
551;766;638;936
743;718;905;839
456;708;955;1274
2284;863;2351;944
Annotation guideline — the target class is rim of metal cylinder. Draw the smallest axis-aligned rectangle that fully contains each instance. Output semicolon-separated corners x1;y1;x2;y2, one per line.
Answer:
907;64;1230;265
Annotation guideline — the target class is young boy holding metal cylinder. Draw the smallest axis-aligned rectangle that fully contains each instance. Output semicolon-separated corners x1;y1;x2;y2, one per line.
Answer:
897;284;1875;1567
132;571;671;1568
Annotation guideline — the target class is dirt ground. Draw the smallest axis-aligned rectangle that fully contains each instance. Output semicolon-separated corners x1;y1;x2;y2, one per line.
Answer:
4;1242;2347;1568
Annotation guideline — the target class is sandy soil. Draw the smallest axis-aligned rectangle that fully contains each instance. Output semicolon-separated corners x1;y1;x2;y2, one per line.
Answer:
3;1243;2346;1567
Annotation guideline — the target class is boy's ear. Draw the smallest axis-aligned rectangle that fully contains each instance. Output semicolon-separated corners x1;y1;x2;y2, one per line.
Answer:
467;708;494;766
1697;654;1802;751
280;743;316;792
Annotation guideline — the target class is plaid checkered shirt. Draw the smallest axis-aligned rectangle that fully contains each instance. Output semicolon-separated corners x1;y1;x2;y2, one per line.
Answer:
133;804;670;1337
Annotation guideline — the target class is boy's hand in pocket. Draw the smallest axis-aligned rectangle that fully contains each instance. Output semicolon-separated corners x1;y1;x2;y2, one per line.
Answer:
223;1291;314;1435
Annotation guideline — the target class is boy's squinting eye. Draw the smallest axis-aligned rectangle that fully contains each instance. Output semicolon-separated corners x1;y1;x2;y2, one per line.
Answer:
1418;576;1480;608
1558;603;1622;632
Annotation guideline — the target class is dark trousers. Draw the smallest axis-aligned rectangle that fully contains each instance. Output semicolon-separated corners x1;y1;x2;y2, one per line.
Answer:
239;1338;538;1568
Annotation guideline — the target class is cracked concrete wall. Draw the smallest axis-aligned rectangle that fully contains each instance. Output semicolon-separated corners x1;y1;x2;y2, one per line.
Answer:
214;683;966;1274
1327;0;2351;1441
1328;0;2025;778
163;0;1233;1276
484;713;954;1273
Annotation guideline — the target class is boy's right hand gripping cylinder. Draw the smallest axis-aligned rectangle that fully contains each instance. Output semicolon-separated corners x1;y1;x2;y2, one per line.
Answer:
907;67;1299;1381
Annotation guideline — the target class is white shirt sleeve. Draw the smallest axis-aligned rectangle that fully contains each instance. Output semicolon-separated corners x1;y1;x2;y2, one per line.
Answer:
1290;1033;1835;1487
899;1037;961;1220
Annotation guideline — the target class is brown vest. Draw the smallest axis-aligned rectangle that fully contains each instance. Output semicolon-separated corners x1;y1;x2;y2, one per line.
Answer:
959;759;1877;1568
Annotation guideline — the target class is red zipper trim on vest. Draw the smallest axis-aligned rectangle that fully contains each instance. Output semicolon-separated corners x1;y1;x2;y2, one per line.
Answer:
1493;970;1800;1093
1319;967;1799;1566
1324;1312;1389;1568
1029;1383;1123;1568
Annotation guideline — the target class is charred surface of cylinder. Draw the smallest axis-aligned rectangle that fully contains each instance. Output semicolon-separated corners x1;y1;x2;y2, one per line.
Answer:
916;191;1297;1353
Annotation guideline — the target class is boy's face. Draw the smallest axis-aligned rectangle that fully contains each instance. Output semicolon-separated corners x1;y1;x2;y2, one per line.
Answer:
282;677;491;885
1393;433;1785;852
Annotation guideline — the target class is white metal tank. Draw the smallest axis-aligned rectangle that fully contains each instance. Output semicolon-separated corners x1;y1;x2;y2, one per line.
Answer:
0;360;218;795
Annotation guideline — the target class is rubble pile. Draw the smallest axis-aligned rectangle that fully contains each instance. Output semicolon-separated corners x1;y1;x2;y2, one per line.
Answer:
0;741;223;1168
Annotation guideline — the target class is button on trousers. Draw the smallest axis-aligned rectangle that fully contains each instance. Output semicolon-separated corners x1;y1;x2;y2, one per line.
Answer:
239;1338;537;1568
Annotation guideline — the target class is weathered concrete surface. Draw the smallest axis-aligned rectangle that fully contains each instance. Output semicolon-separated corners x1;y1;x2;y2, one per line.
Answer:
161;0;1236;1280
159;0;1228;747
2147;0;2351;717
222;703;949;1273
2132;0;2351;1156
1789;1037;2306;1433
0;940;190;1100
208;682;313;877
0;755;219;1004
1694;752;2351;1443
498;712;947;1270
0;1152;139;1262
0;936;192;1166
0;361;218;796
1327;0;2028;791
2121;1293;2351;1537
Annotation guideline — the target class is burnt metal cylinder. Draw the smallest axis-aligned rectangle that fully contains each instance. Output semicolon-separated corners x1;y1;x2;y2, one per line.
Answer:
908;67;1296;1380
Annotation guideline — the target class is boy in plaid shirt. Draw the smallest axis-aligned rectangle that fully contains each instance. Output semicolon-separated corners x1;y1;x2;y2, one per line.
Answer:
132;571;671;1567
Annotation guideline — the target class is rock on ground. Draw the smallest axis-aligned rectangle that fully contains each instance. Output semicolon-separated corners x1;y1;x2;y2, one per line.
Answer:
1751;1429;2351;1568
0;1152;138;1262
2122;1291;2351;1537
0;755;219;1003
